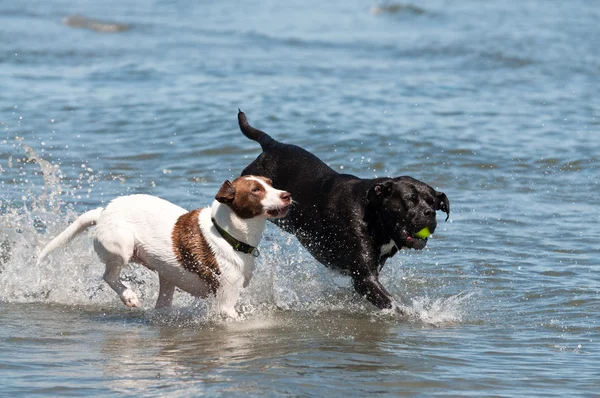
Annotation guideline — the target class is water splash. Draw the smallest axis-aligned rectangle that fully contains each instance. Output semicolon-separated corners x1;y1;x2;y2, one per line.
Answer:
408;291;476;326
1;140;473;326
22;142;63;212
0;139;114;304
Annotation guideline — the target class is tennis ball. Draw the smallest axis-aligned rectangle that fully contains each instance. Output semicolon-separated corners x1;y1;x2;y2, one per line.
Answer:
414;227;431;239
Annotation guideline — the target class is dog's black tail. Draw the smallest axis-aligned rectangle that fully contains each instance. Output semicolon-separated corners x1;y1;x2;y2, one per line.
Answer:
238;110;276;150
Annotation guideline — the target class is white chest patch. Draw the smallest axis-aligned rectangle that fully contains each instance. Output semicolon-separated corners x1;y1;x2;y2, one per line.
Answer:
380;240;397;257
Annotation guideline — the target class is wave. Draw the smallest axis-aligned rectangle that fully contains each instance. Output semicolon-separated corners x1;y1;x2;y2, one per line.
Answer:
62;15;129;34
370;2;427;16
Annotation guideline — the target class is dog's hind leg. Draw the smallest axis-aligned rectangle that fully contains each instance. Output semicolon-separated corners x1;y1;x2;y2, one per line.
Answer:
102;257;140;307
94;232;140;308
155;276;176;309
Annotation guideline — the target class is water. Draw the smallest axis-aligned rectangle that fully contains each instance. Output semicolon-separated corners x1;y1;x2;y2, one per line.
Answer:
1;0;599;395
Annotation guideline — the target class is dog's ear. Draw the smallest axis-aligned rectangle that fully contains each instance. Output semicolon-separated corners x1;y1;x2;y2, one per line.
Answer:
436;192;450;221
215;180;236;204
367;180;394;204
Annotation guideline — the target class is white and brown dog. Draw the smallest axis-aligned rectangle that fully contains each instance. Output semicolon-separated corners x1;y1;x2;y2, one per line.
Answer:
37;176;291;317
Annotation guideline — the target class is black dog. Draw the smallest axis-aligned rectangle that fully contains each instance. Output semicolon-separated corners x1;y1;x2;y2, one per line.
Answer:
238;111;450;312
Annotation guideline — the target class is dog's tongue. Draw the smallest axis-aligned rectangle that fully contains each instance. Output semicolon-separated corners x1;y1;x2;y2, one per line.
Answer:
400;229;427;250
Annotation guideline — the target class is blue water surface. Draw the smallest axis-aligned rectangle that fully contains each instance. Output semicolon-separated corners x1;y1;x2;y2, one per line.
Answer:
1;0;599;396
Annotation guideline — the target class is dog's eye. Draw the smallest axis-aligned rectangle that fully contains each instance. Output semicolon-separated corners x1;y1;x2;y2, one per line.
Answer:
252;187;261;193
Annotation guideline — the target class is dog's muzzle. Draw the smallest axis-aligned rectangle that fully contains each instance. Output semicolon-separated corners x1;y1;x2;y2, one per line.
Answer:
266;205;290;218
398;228;428;250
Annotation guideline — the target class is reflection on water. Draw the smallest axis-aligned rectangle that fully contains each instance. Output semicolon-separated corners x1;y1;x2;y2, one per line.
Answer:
93;310;424;395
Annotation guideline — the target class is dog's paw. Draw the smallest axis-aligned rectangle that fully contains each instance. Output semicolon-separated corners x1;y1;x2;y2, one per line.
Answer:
390;301;413;318
121;289;141;308
218;307;241;320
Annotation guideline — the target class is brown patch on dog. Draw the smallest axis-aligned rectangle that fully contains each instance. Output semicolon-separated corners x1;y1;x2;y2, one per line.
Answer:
215;176;271;219
172;209;221;295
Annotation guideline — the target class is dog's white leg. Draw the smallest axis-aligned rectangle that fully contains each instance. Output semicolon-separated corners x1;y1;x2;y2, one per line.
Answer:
94;230;140;308
215;284;242;319
103;259;140;308
155;276;176;309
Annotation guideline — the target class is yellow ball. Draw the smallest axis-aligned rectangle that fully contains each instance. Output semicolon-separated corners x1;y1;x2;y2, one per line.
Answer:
415;227;431;239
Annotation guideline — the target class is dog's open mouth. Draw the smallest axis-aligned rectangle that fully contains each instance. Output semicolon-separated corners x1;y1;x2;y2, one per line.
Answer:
399;228;428;250
266;206;290;218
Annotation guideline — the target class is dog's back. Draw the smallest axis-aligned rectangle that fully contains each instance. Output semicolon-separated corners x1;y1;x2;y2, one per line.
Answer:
97;195;185;248
237;111;450;312
93;194;187;266
238;110;337;194
37;176;292;314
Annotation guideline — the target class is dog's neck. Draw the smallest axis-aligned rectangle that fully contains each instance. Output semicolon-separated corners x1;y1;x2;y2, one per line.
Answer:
365;204;389;242
210;200;266;247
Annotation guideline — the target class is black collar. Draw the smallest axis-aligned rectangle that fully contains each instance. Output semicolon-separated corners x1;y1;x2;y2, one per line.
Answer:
211;218;260;257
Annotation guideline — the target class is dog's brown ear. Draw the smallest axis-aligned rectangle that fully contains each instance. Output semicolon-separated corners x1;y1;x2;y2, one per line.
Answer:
436;192;450;221
215;180;236;204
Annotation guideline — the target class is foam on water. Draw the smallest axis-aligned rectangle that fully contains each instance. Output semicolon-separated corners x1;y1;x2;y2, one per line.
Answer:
409;292;475;325
0;140;472;327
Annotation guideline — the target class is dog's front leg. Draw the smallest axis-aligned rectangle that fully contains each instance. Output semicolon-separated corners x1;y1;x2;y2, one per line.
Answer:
352;273;396;311
242;264;255;288
215;283;242;319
